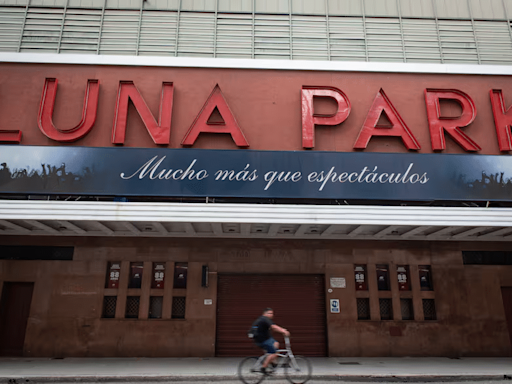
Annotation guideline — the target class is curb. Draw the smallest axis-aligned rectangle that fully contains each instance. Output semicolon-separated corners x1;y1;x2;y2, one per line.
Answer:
1;374;511;383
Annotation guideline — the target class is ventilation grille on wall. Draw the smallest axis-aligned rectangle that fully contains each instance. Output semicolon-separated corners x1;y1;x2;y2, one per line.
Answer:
172;296;186;319
356;298;370;320
102;296;117;318
379;298;393;320
1;5;512;64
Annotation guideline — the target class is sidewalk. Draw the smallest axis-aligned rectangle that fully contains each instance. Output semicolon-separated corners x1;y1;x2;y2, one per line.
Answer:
0;356;511;382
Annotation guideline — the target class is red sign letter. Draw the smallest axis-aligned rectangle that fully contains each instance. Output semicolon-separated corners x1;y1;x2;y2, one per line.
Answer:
181;84;249;147
490;89;512;152
0;86;22;143
0;130;22;143
353;89;420;150
301;86;350;149
424;89;480;151
38;78;99;142
112;81;174;145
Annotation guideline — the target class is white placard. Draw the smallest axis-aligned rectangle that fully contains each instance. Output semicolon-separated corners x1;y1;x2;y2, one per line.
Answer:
330;277;346;288
330;299;340;313
204;299;213;305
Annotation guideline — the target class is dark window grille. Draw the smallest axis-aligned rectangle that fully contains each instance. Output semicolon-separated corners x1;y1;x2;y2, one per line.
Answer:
129;262;144;289
0;246;74;260
172;296;186;319
423;299;437;320
400;298;414;320
173;263;188;289
149;296;163;319
102;296;117;318
463;251;512;265
125;296;140;319
376;264;390;291
419;265;434;291
357;298;371;320
379;298;393;320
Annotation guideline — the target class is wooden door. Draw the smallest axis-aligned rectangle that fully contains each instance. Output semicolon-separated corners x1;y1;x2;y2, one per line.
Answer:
0;282;34;356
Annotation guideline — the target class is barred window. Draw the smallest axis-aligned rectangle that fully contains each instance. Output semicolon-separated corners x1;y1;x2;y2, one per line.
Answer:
102;296;117;318
357;298;370;320
172;296;186;319
379;298;393;320
400;298;414;320
125;296;140;319
149;296;163;319
423;299;437;320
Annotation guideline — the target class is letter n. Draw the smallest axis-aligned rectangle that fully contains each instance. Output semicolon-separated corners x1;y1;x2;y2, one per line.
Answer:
302;86;351;149
424;89;480;151
490;89;512;151
112;81;174;145
181;84;249;147
38;78;99;142
353;89;420;150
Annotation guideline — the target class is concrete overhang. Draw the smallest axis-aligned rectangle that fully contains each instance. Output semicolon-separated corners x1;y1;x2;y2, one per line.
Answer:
0;201;511;241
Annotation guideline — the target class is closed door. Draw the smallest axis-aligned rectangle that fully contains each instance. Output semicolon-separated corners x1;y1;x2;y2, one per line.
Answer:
0;282;34;356
501;287;512;353
216;274;327;357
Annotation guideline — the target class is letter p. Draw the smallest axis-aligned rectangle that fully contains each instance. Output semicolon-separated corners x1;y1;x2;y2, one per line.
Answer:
301;86;351;149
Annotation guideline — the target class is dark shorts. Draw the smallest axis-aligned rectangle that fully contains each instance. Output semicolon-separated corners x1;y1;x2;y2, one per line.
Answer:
256;337;277;354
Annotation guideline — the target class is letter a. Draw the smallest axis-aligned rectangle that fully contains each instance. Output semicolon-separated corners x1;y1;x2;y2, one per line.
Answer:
353;89;420;150
181;84;249;147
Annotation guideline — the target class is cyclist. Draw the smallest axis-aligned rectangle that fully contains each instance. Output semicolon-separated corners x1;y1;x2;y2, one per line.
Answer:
251;307;289;374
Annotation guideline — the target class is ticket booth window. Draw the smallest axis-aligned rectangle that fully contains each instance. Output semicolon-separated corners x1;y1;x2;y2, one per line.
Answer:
419;265;433;291
354;265;367;291
173;263;188;289
129;262;144;289
397;265;411;291
105;261;121;289
151;262;166;289
376;264;390;291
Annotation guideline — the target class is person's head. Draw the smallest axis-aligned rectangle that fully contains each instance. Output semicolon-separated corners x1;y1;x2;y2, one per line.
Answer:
262;307;274;318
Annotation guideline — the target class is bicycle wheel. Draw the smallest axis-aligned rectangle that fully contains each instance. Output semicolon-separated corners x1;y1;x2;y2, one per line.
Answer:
238;356;266;384
284;355;312;384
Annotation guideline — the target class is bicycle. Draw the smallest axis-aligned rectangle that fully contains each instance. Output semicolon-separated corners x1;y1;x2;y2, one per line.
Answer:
237;336;312;384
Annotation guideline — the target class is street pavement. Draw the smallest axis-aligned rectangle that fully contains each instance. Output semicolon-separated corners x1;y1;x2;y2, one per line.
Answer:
40;382;512;384
0;356;511;383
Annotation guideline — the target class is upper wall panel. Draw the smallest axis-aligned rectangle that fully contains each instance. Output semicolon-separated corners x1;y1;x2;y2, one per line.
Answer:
434;0;471;18
218;0;252;13
364;0;399;17
327;0;363;16
400;0;435;18
469;0;506;19
0;0;510;19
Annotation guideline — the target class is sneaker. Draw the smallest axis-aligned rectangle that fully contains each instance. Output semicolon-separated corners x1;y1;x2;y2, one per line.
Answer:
260;367;270;375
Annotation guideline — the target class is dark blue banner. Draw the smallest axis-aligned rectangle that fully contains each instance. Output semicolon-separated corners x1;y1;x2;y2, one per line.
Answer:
0;145;511;201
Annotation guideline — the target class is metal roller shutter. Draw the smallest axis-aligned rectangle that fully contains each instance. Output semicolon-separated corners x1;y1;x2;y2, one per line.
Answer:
216;274;327;357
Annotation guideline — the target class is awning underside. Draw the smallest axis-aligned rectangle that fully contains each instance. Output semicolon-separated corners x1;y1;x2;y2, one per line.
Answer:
0;201;511;242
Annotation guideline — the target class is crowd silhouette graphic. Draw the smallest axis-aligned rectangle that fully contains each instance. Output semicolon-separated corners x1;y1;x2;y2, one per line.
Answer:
0;162;94;192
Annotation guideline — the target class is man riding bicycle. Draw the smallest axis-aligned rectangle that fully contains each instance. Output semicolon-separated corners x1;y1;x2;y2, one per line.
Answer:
251;308;289;374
